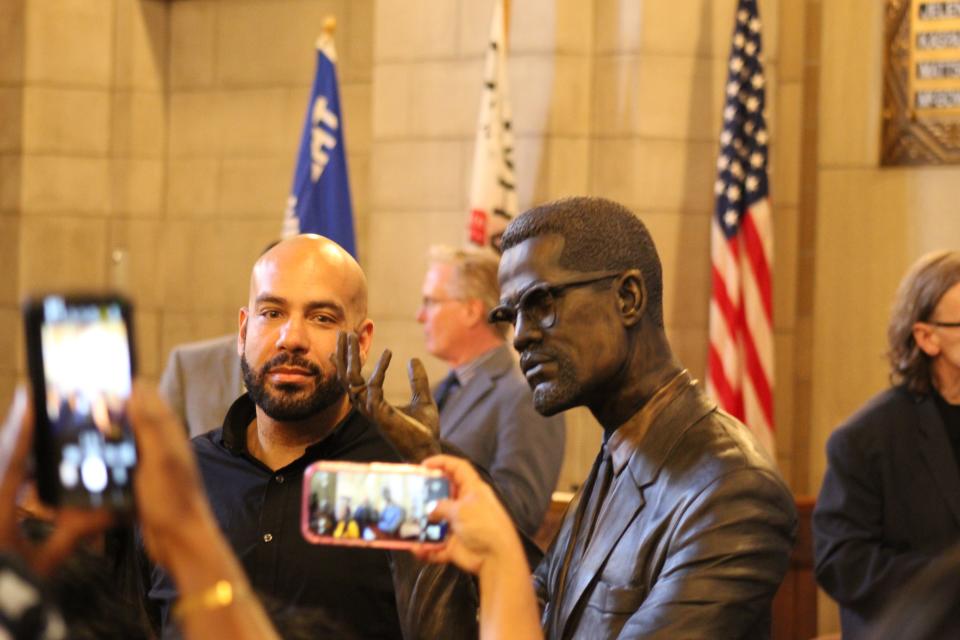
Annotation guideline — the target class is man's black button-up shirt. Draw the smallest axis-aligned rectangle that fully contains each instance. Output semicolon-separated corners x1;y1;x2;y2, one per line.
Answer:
149;394;404;639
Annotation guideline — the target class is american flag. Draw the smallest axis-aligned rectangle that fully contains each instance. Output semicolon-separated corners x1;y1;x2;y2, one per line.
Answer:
707;0;775;456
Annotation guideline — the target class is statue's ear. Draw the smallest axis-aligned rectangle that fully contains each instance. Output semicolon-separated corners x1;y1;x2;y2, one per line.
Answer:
616;269;646;327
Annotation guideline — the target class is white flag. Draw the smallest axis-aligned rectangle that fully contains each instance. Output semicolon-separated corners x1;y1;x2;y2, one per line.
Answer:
467;0;516;253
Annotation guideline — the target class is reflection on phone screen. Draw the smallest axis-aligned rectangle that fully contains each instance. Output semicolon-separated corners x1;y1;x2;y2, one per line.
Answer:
307;469;450;543
40;297;136;508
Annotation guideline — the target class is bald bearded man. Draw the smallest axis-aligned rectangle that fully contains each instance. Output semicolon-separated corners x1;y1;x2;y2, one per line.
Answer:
147;236;475;639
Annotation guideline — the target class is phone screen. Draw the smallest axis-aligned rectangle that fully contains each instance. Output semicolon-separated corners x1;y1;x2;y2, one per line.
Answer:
303;462;450;548
33;296;136;509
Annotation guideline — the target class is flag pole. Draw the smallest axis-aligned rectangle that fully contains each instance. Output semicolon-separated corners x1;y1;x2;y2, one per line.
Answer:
503;0;511;50
317;16;336;48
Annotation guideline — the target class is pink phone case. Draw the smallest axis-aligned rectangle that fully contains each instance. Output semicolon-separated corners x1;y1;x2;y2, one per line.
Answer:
301;460;451;550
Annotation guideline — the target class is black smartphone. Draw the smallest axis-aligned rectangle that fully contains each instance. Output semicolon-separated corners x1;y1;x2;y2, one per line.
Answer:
23;294;137;510
302;461;451;549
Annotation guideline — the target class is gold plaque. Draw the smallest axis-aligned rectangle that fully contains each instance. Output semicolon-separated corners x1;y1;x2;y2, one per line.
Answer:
882;0;960;164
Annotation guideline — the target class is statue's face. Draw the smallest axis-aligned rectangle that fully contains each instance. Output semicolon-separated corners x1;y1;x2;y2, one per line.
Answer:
498;234;625;416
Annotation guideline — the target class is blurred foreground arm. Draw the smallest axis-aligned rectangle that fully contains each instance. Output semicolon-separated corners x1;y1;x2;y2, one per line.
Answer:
414;454;542;640
129;383;280;640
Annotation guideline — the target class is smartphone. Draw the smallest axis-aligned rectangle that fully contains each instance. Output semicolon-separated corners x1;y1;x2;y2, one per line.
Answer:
302;461;451;549
23;294;137;510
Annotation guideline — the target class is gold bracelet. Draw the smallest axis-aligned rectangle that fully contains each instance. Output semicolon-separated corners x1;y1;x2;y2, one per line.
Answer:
172;580;249;621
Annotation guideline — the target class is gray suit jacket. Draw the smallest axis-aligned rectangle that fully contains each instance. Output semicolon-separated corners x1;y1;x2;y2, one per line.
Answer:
158;334;244;437
438;344;566;536
534;375;796;639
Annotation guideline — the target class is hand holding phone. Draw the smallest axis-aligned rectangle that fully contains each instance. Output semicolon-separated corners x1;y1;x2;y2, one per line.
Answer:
23;295;137;510
412;455;526;575
302;461;450;549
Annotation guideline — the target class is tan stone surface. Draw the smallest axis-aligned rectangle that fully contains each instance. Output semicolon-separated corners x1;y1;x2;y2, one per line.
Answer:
593;54;720;141
168;92;223;157
216;0;339;87
408;61;482;138
365;210;463;319
0;90;22;153
510;55;590;136
134;308;161;378
458;0;496;57
24;0;112;86
818;0;882;166
374;0;458;62
160;311;238;367
0;158;20;212
0;309;20;374
641;210;711;331
169;1;217;89
22;88;109;155
166;158;219;218
810;168;911;491
371;63;412;139
109;218;162;310
217;156;292;219
773;205;797;330
342;0;374;83
341;83;372;152
20;156;110;215
113;0;167;91
157;219;275;313
590;139;715;214
773;331;795;462
0;0;25;83
771;81;801;207
111;92;166;158
219;88;302;156
111;159;164;217
0;216;19;304
370;141;464;211
19;216;108;292
509;0;593;54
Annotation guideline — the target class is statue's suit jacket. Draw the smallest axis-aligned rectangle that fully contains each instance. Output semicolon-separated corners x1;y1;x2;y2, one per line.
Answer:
158;334;243;437
438;344;565;536
813;386;960;639
534;376;795;639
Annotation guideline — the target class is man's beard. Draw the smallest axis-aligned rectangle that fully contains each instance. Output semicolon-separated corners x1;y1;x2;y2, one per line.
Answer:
241;351;343;421
527;350;582;417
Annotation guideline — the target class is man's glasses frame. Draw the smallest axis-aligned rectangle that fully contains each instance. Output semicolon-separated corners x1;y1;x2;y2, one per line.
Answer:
488;270;622;329
928;320;960;328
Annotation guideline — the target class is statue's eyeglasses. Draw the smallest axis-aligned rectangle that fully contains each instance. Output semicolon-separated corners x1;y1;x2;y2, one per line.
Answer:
488;271;621;329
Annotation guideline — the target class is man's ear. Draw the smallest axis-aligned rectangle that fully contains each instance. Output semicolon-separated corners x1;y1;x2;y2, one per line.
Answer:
463;298;486;328
356;319;375;366
913;322;940;357
616;269;647;327
238;307;249;357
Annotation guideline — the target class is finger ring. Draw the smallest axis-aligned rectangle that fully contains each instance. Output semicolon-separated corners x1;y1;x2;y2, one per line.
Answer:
348;383;366;395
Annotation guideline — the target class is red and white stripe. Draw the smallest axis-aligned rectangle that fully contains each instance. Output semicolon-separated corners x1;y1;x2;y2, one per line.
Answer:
708;198;775;456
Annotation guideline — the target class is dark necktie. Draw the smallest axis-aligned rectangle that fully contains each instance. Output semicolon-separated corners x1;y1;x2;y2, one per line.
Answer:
579;444;614;553
433;371;461;412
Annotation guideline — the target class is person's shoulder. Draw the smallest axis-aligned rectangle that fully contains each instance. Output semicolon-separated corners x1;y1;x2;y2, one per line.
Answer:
828;386;920;449
664;409;788;502
170;334;237;363
191;428;226;458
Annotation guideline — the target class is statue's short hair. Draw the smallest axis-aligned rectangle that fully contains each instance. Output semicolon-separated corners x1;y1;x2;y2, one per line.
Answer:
888;250;960;394
428;244;507;339
500;197;664;328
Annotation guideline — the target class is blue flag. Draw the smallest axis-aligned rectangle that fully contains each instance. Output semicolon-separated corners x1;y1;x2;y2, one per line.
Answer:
282;37;356;258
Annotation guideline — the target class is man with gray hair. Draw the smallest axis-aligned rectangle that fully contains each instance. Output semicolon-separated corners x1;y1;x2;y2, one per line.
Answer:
417;245;565;535
815;250;960;639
